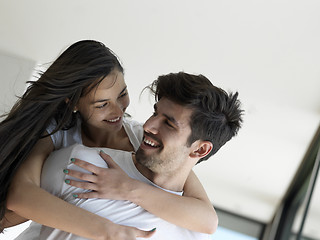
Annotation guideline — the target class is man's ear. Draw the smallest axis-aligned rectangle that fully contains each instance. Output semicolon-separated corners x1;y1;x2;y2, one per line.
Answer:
189;141;213;159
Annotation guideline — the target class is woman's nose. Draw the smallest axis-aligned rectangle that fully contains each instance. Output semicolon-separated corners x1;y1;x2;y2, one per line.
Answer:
110;102;123;115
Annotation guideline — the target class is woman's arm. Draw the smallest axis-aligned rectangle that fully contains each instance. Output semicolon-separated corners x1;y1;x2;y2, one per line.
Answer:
130;170;218;234
66;152;218;234
1;209;28;228
6;137;153;240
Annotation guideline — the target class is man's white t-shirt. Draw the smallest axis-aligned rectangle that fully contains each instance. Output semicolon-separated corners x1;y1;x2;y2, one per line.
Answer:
39;144;210;240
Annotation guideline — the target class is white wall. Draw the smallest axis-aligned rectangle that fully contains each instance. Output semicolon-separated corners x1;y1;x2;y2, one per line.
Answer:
0;0;320;238
0;52;36;116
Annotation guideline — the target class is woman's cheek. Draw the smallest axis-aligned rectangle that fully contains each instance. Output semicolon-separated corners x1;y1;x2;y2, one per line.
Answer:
123;96;130;110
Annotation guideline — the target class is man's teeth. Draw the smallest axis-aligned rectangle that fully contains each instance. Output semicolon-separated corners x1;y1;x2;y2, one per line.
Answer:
144;139;158;147
107;117;120;122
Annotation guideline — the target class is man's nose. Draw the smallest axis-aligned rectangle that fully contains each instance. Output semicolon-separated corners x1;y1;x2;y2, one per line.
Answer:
143;116;159;135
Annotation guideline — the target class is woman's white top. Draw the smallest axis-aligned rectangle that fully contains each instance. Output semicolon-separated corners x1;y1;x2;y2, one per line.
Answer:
14;118;143;240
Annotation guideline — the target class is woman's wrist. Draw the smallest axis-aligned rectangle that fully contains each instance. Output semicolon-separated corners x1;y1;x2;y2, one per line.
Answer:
89;216;114;240
125;179;147;204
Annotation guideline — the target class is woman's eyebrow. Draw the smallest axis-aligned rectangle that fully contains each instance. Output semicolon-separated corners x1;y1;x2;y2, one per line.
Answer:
119;86;127;95
92;98;109;104
91;86;127;104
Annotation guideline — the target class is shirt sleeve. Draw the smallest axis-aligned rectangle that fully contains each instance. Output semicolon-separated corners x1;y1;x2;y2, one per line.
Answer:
46;118;62;150
123;118;143;152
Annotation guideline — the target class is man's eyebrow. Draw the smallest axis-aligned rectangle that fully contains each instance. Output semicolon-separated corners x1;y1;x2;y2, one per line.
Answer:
154;103;178;126
92;86;127;104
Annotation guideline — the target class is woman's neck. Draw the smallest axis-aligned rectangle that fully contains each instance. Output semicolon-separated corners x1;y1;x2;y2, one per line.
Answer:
81;124;134;152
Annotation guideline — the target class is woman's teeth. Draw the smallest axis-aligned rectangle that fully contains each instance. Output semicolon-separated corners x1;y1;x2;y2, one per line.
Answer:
107;117;120;122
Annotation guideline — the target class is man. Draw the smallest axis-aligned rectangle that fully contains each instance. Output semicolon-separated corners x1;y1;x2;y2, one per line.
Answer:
38;72;243;239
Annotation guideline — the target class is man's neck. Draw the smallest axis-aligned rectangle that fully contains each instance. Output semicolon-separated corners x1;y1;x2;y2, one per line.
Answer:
132;155;186;192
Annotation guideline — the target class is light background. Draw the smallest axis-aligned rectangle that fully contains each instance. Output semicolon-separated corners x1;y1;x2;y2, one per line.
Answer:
0;0;319;238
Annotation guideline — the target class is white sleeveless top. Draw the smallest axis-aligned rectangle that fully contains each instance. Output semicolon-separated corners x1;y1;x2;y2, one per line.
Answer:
15;118;143;240
48;117;143;152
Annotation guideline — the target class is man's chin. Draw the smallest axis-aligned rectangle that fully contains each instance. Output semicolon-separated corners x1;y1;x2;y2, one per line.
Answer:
135;148;145;161
136;149;153;167
135;147;143;156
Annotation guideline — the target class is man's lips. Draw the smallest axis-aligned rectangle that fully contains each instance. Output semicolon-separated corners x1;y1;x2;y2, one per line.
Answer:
142;133;161;148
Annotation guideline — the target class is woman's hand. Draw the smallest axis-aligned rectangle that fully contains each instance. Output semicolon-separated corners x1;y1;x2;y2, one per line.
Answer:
64;151;137;200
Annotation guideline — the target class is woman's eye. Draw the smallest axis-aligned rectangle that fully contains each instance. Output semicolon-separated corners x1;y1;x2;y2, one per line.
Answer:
97;103;108;109
119;92;128;98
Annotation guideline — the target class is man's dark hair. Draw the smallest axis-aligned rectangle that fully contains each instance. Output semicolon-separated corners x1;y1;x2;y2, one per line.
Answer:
148;72;243;163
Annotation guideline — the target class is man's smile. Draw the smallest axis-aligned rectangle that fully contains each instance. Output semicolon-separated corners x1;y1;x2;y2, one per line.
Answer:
142;133;161;149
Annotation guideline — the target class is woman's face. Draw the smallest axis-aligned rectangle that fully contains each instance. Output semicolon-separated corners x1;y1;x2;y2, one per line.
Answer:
76;69;129;133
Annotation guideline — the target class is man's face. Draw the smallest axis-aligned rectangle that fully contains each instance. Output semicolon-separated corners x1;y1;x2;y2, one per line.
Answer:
136;97;194;173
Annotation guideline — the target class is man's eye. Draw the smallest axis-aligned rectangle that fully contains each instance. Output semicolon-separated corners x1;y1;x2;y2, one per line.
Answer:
166;121;174;128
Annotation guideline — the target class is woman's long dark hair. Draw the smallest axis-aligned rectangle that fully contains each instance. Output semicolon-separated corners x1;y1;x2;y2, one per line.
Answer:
0;40;123;231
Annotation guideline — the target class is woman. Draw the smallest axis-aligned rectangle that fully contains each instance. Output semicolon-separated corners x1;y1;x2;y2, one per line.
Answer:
0;40;217;239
